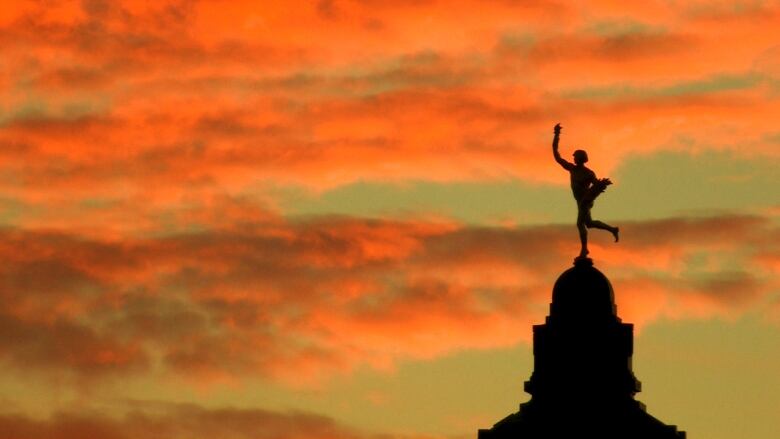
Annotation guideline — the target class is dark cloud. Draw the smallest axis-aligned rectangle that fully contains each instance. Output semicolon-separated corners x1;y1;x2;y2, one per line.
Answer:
0;213;774;385
0;312;149;377
0;403;405;439
688;271;763;305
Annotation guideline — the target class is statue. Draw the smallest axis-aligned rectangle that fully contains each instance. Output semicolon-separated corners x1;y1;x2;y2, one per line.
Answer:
552;123;619;258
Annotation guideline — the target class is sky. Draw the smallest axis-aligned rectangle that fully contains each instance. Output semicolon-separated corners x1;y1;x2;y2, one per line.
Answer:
0;0;778;438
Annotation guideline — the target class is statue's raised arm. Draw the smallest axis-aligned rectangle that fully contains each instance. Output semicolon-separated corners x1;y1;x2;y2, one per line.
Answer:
552;123;574;170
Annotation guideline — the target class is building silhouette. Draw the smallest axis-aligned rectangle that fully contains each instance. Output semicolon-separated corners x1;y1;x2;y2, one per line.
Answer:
478;258;685;438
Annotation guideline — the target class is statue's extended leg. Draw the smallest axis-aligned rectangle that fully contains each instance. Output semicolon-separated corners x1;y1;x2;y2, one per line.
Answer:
586;220;620;243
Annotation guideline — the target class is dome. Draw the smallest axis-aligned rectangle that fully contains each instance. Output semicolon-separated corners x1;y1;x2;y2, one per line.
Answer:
479;257;685;439
550;258;617;322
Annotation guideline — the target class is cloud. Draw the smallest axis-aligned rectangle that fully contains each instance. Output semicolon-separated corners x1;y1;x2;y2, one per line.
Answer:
0;212;775;387
0;402;440;439
0;0;778;231
0;0;777;392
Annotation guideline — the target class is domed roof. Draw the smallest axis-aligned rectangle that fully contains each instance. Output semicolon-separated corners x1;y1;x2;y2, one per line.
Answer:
550;258;617;322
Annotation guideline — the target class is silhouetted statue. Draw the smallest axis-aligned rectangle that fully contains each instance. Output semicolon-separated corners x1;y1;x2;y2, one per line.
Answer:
552;123;619;258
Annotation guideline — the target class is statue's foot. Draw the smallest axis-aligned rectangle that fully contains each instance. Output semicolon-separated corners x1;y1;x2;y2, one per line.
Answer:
578;249;589;258
612;227;620;243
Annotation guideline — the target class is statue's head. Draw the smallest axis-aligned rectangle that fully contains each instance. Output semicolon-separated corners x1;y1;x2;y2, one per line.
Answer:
573;149;588;165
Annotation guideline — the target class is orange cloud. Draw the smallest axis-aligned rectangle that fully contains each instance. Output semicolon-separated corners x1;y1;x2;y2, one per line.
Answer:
0;212;775;387
1;0;778;235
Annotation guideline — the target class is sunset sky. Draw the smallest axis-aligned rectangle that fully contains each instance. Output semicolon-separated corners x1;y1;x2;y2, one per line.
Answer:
0;1;778;438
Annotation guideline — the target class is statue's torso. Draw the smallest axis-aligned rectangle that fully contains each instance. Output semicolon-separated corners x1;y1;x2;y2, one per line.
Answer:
570;166;595;201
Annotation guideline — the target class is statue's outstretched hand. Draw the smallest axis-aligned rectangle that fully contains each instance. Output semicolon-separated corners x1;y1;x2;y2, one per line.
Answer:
554;123;562;135
600;178;613;186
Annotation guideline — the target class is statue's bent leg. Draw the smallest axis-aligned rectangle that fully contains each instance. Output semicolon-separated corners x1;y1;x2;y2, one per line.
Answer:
586;219;620;243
